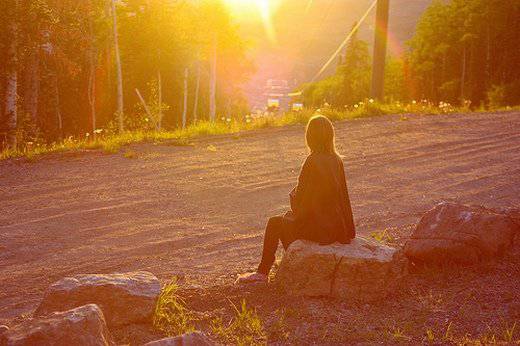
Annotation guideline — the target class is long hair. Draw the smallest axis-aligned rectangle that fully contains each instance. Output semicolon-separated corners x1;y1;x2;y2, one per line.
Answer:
305;115;337;154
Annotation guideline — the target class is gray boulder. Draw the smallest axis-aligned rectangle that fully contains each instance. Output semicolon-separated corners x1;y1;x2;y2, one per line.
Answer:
143;332;214;346
275;238;406;300
35;271;161;327
0;304;113;346
404;202;519;265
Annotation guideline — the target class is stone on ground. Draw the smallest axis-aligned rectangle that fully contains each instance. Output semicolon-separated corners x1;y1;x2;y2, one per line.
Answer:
0;304;113;346
404;202;519;265
35;271;161;327
275;238;406;300
143;332;214;346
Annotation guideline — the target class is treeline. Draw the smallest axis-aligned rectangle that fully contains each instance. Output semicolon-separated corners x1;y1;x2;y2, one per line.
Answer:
0;0;252;149
303;0;520;109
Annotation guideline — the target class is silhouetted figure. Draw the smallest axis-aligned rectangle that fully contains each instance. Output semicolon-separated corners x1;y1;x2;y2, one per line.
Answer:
237;115;356;284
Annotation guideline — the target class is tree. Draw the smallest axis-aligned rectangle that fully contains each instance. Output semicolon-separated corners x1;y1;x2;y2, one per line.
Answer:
408;0;520;106
1;0;252;148
111;0;124;133
4;0;18;149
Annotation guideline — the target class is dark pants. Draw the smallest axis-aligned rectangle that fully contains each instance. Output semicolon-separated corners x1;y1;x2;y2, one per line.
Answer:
257;214;298;275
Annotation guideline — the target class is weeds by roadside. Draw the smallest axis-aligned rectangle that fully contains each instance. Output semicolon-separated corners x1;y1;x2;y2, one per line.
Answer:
210;299;266;346
153;278;195;337
2;102;519;162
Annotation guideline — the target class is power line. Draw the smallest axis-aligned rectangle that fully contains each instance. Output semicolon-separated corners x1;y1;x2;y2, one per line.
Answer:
309;0;377;84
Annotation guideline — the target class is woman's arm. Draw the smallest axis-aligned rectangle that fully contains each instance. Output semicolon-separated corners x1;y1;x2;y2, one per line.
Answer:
338;158;356;238
291;156;314;219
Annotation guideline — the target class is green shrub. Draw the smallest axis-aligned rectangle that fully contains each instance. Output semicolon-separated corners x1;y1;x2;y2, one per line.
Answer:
487;84;507;109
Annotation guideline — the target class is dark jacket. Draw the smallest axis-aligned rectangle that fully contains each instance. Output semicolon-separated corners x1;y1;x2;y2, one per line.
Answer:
290;152;356;244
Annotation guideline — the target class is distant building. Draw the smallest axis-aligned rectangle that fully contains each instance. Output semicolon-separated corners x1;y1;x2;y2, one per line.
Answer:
263;79;292;112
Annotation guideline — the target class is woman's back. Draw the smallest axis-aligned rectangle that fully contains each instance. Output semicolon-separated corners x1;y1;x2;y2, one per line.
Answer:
292;152;355;244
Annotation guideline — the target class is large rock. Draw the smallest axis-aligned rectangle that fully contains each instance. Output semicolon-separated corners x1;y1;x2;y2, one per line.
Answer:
404;202;519;265
143;332;214;346
275;238;405;300
35;271;161;327
0;304;113;346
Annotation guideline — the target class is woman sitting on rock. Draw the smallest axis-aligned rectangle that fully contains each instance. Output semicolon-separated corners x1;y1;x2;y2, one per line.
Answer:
237;115;356;284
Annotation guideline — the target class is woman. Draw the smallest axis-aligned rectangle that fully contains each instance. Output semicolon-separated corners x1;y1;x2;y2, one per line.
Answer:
237;115;356;284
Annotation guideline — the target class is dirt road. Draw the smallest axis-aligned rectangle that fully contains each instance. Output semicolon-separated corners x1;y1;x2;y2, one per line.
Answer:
1;111;519;320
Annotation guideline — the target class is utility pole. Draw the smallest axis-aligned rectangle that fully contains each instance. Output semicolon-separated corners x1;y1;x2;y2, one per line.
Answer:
370;0;390;101
111;0;124;132
209;33;217;122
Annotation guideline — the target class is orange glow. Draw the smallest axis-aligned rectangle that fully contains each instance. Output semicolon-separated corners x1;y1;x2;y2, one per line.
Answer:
224;0;278;43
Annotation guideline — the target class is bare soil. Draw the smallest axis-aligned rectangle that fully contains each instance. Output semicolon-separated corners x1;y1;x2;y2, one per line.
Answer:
1;112;519;344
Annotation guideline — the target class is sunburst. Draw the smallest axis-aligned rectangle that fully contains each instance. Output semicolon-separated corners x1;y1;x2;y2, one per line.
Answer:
224;0;277;43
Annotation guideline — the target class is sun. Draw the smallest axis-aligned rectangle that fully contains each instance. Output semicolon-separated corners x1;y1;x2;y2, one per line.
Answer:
224;0;278;43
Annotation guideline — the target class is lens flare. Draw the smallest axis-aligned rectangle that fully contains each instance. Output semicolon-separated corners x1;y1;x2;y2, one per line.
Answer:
225;0;278;43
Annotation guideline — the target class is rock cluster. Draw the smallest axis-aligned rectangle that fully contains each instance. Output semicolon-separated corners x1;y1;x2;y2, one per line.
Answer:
404;202;519;265
0;304;113;346
0;270;216;346
35;271;161;327
275;237;406;300
2;202;518;345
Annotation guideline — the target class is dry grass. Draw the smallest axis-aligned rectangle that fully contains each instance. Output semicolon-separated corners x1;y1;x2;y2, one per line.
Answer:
3;103;519;162
210;299;266;346
153;278;195;337
143;231;519;345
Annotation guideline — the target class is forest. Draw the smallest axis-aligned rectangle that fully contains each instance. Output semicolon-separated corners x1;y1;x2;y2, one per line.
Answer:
1;0;519;152
0;0;252;149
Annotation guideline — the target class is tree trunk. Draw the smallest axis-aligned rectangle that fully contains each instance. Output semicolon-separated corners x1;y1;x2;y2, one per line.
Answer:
23;49;40;126
461;45;467;102
5;0;19;149
157;70;162;131
193;61;201;123
53;69;62;140
182;68;189;129
209;34;217;122
442;52;447;83
486;21;491;91
111;0;124;132
88;17;97;139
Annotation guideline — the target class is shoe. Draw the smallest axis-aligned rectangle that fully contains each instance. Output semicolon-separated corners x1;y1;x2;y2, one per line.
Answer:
235;272;268;285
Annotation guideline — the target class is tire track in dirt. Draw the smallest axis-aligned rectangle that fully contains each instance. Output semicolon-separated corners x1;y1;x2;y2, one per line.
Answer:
1;111;519;320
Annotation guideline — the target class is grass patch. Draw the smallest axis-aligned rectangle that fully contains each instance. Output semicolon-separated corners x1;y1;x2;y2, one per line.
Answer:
423;321;519;345
153;278;195;337
2;102;519;162
369;229;395;244
211;299;266;346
